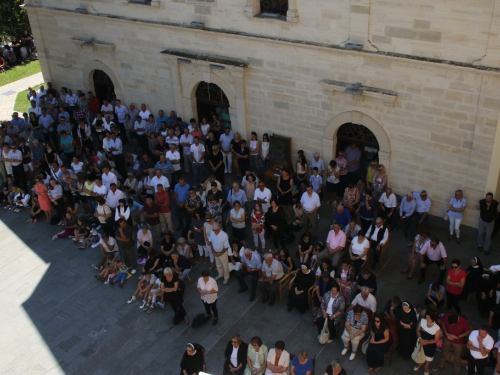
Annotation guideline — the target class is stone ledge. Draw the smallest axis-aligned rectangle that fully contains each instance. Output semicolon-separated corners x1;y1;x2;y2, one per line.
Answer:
71;37;116;50
123;0;160;7
160;48;249;68
319;79;399;107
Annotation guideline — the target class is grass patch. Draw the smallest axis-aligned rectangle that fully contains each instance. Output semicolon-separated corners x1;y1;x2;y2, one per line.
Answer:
14;83;43;114
0;60;41;87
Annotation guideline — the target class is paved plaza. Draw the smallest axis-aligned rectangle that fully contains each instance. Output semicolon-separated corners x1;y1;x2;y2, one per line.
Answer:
0;195;499;375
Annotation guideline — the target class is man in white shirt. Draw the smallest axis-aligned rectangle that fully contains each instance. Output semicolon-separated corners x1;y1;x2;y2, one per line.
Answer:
151;168;170;192
92;176;108;199
379;187;397;230
366;217;389;269
65;89;78;110
114;99;129;125
108;132;126;179
190;136;205;186
100;99;114;117
254;181;272;212
208;224;230;284
103;115;115;132
138;103;151;120
106;183;125;209
219;127;234;174
258;253;284;306
28;100;42;117
348;286;377;313
7;144;24;188
166;144;181;181
300;184;321;238
179;128;193;173
467;326;494;375
101;164;118;188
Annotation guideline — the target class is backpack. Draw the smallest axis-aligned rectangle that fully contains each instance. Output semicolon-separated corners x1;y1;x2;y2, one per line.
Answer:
191;313;211;329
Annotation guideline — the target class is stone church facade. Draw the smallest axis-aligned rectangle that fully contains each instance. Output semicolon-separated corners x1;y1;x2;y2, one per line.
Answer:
25;0;500;228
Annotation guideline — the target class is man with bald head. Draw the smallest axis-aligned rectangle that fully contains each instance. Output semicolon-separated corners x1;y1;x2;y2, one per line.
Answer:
393;192;417;237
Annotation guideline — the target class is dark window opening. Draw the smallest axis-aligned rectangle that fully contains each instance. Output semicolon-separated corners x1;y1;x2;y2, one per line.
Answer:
260;0;288;17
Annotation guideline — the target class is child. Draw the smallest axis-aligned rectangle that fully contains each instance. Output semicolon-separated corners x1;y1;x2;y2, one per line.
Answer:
143;274;162;313
13;188;31;213
310;167;323;199
79;224;100;249
228;241;242;274
52;212;76;240
127;271;157;305
310;240;325;270
110;261;129;287
4;183;21;210
71;218;88;244
95;253;116;283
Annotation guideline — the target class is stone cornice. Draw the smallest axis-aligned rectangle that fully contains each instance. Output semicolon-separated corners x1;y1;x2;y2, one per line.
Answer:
160;48;249;68
71;37;115;50
320;79;399;107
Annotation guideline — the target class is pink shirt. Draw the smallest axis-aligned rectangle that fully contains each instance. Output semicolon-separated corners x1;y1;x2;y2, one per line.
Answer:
420;241;447;261
326;230;346;250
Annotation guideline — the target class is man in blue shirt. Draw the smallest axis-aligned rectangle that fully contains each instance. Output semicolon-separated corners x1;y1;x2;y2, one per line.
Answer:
393;192;417;237
156;110;168;132
408;190;432;246
165;110;177;128
236;248;263;301
334;204;352;228
11;112;26;138
174;178;190;230
227;181;247;209
154;155;175;184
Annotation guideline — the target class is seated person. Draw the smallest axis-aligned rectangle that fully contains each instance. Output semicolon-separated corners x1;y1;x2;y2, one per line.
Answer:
287;264;316;314
341;304;369;361
228;241;242;274
290;349;313;375
344;220;361;245
424;282;445;309
312;271;337;324
127;271;157;305
176;237;192;259
347;287;377;313
110;261;129;287
166;251;192;280
356;269;377;296
383;296;402;320
334;205;352;229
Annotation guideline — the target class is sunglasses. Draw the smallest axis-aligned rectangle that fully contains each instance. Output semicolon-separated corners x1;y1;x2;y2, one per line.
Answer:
452;266;458;269
374;320;381;323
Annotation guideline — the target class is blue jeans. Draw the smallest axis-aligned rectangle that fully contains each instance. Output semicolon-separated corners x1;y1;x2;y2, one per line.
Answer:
114;272;128;282
250;155;260;174
178;268;191;280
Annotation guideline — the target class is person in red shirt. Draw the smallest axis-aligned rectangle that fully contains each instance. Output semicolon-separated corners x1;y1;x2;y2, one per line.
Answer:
87;91;100;123
446;259;467;314
154;184;173;235
435;313;471;374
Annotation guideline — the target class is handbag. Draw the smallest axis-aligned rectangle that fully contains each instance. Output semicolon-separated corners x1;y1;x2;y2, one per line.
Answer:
411;338;426;364
444;211;449;221
319;319;330;344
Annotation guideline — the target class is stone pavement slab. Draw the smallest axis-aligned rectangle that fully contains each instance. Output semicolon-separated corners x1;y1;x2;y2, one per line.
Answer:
0;194;499;375
0;71;44;117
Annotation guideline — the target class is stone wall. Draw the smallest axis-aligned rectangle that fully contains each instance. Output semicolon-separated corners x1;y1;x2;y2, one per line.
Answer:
24;0;500;68
25;7;500;228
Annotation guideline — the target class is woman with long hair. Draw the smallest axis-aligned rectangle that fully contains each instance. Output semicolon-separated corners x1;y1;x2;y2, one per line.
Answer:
366;313;393;373
372;164;387;202
325;159;341;206
250;202;266;252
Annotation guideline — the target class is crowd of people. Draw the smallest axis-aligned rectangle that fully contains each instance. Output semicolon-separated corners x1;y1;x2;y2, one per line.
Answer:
1;31;38;72
1;80;500;375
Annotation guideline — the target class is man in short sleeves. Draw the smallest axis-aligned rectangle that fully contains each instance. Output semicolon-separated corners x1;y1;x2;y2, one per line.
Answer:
467;327;494;375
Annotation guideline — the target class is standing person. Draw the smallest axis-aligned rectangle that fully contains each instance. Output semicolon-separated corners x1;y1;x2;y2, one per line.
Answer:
219;127;234;174
397;301;418;360
155;184;173;235
446;259;466;314
254;181;272;212
418;237;448;285
179;127;193;173
174;178;190;230
300;185;321;238
371;164;387;202
249;131;260;174
366;313;393;373
235;140;250;177
229;200;246;245
190;136;206;186
115;218;137;274
208;145;224;184
208;223;230;285
344;143;362;184
325;160;340;206
378;187;397;230
237;248;262;302
261;133;270;172
434;313;471;374
224;334;248;375
393;192;417;236
415;311;441;374
251;202;266;251
277;168;293;219
409;190;432;247
161;267;189;325
34;177;51;221
180;343;205;375
466;325;494;375
448;190;467;243
141;197;161;245
476;193;499;255
401;229;430;280
334;150;348;196
197;269;219;326
357;190;376;233
266;198;287;251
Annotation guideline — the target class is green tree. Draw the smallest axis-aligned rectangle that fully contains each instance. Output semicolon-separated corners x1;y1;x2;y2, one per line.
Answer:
0;0;31;40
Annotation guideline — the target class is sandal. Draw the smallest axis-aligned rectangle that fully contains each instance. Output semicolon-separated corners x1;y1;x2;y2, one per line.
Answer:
401;269;408;274
456;238;461;244
407;275;413;280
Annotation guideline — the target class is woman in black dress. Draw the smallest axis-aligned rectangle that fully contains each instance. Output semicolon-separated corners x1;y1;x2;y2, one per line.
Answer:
324;358;347;375
277;167;294;219
279;249;296;274
476;271;496;317
366;313;393;373
161;267;188;325
396;301;417;360
415;311;441;374
180;343;204;375
266;198;288;250
287;264;316;313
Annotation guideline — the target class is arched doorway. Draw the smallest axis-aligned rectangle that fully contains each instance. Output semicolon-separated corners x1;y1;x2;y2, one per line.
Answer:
195;82;231;128
93;70;115;103
336;123;379;179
